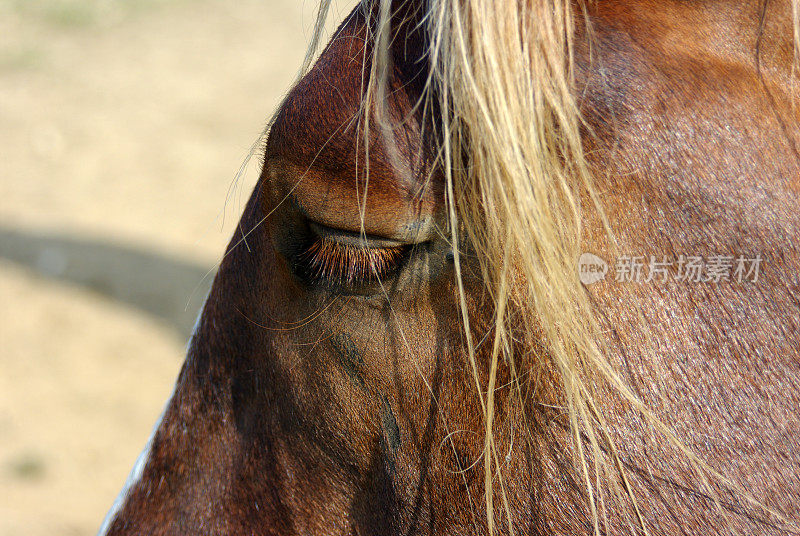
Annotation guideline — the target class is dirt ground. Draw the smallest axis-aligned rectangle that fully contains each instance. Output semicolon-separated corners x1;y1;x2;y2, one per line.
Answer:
0;1;354;534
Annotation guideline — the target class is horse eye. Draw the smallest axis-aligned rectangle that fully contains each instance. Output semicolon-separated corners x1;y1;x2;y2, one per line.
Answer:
293;223;411;286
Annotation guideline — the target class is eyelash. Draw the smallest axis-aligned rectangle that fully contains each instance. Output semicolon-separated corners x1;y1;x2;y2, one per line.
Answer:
297;235;409;285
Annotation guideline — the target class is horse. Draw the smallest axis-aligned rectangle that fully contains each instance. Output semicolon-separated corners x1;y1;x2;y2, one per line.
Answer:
98;0;800;534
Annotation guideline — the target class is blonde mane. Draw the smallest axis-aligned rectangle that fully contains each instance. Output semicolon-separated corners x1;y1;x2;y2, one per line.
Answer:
293;1;800;533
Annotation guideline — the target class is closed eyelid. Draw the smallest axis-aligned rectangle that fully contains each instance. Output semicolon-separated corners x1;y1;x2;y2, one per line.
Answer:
307;221;408;248
296;233;409;285
284;189;436;245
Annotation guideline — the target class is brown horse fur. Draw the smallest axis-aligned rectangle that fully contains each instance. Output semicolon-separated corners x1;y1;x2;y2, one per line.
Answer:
100;1;800;534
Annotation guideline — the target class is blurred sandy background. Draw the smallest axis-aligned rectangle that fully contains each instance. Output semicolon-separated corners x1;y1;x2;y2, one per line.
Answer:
0;1;353;534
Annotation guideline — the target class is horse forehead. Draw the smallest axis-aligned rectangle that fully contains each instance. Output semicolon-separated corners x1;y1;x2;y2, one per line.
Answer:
267;13;427;195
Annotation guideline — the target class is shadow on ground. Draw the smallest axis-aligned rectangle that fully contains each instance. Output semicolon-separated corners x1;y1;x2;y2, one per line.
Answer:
0;226;215;340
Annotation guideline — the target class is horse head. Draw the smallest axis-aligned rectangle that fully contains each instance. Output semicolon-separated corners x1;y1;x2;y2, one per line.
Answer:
100;1;800;534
